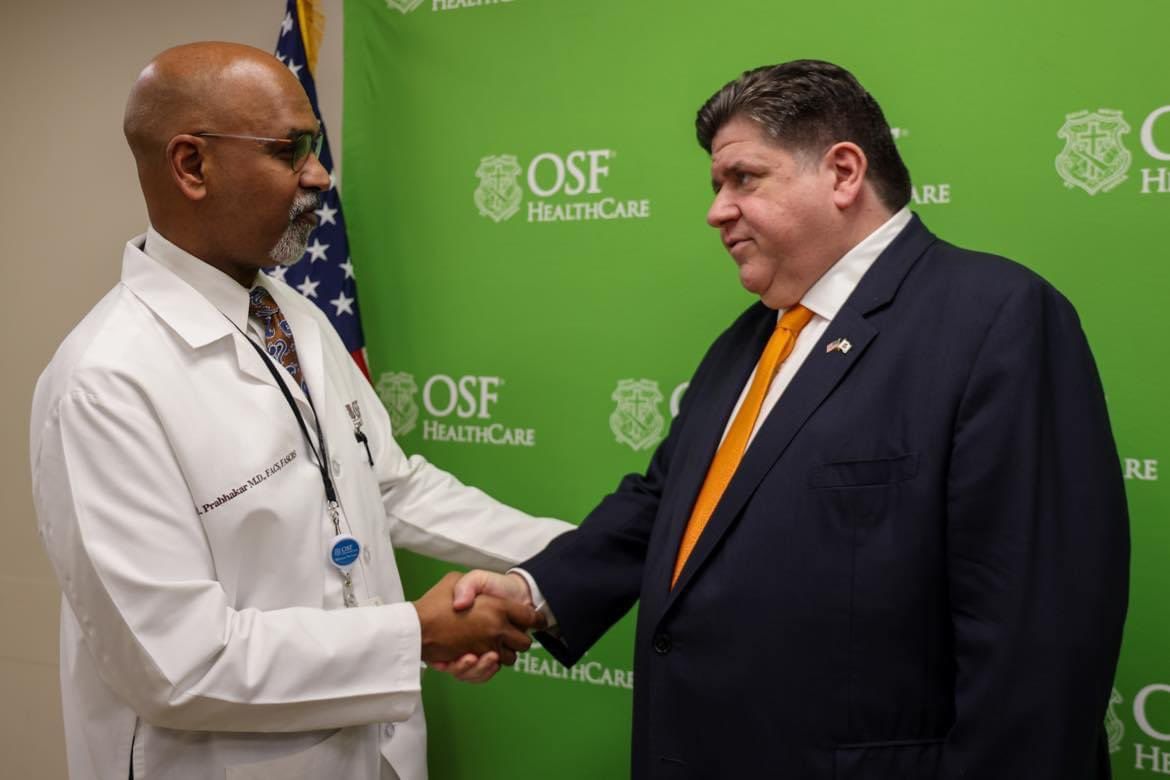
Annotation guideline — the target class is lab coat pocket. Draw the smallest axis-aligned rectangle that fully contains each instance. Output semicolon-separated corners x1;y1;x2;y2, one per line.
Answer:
226;725;380;780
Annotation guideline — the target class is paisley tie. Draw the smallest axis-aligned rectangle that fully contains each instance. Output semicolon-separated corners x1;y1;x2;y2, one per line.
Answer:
248;286;310;398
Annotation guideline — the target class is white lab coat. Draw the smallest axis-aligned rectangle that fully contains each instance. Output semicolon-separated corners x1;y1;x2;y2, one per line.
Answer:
29;233;573;780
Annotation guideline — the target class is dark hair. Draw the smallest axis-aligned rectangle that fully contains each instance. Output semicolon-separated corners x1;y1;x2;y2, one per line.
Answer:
696;60;911;210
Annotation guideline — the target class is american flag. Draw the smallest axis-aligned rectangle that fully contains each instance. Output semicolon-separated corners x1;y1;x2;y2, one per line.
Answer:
268;0;369;378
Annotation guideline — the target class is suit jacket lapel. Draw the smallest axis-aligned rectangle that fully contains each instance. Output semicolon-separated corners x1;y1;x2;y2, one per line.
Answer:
643;305;775;600
659;215;938;609
665;307;876;599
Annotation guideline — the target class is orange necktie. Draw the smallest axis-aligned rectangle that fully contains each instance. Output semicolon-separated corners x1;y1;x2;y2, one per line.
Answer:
671;304;814;587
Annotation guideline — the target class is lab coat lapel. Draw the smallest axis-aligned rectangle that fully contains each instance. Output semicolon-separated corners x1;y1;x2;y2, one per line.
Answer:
120;240;276;388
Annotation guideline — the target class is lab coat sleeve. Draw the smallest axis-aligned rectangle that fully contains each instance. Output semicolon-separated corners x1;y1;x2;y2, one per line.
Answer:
353;372;575;570
32;387;424;733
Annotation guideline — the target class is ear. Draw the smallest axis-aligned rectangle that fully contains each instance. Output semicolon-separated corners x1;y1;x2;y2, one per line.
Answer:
824;142;868;210
165;135;208;201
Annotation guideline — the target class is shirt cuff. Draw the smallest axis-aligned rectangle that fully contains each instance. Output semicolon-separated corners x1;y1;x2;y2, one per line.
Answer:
507;567;558;630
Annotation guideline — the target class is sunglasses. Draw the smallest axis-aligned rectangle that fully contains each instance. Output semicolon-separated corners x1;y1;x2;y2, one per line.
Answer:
195;130;324;171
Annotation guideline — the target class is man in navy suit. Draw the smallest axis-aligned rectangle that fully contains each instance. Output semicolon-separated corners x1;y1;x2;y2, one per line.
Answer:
448;60;1129;778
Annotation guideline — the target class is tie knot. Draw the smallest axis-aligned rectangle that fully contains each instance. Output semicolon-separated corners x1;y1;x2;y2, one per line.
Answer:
249;286;280;320
778;303;814;333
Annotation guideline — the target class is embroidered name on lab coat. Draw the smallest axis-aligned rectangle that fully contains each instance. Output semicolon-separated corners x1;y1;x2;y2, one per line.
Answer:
196;449;297;516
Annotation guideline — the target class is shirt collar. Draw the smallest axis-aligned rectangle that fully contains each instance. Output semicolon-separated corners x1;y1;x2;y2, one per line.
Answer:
791;207;913;322
144;226;252;332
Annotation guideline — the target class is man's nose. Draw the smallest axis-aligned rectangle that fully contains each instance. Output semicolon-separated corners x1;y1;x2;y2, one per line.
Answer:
299;151;331;191
706;190;737;228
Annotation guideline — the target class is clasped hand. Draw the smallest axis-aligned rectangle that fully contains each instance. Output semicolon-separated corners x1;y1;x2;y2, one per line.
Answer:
412;571;539;683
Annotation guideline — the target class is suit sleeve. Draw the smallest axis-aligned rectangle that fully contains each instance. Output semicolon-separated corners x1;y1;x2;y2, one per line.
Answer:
521;320;740;666
521;446;668;666
940;278;1129;778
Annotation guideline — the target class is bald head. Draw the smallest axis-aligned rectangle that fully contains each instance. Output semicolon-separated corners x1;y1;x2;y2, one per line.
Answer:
124;42;307;166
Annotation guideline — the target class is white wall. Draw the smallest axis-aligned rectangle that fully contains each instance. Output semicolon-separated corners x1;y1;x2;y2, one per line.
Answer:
0;2;343;775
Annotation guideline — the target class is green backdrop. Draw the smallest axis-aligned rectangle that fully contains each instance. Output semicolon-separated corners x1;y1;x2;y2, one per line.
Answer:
341;0;1168;775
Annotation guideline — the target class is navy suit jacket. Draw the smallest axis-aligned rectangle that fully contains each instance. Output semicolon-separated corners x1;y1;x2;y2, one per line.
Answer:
524;216;1129;779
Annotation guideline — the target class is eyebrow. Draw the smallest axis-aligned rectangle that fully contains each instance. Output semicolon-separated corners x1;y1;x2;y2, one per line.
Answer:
710;161;748;192
284;125;321;138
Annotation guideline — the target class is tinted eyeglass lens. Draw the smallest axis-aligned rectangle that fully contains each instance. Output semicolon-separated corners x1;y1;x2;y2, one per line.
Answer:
292;132;325;171
292;133;311;170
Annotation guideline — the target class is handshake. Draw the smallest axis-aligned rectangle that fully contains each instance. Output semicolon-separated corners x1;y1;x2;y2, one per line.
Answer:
411;570;540;684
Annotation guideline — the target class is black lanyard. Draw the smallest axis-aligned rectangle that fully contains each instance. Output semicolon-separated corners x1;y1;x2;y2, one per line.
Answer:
239;328;339;506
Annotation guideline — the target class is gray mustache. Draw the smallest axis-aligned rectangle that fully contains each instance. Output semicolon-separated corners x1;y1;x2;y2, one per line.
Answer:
290;192;321;219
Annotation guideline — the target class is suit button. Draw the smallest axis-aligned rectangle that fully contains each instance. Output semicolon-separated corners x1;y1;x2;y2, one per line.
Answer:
383;723;395;739
652;633;672;655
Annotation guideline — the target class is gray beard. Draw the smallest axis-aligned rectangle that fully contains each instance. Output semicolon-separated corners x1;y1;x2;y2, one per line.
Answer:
269;192;321;266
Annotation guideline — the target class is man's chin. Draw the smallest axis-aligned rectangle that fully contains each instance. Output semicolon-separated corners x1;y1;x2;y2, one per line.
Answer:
268;238;310;267
739;274;797;310
274;249;307;267
738;267;770;298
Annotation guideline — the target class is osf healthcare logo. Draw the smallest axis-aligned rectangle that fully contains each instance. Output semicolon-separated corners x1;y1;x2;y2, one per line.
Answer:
1056;105;1170;195
474;149;651;224
375;370;536;447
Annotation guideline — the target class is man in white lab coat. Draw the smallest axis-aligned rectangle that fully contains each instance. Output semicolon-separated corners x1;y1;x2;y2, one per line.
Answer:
29;42;572;780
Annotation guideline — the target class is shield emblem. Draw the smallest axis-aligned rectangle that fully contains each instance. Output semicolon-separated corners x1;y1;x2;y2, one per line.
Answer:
376;371;420;436
1105;687;1124;754
384;0;424;13
474;154;524;222
609;379;666;452
1055;109;1132;195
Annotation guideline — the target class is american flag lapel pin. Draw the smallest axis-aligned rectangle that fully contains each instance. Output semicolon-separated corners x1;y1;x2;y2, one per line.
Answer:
826;338;852;355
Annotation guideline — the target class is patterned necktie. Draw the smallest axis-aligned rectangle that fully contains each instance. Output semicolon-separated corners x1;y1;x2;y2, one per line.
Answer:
248;286;310;398
671;304;815;587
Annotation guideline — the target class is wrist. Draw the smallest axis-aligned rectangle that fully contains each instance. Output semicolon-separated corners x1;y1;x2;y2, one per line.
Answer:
411;600;437;656
506;572;534;607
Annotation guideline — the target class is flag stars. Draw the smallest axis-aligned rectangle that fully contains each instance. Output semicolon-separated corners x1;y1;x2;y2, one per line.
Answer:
306;238;330;263
315;203;338;225
330;292;355;317
296;276;321;299
276;13;360;352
